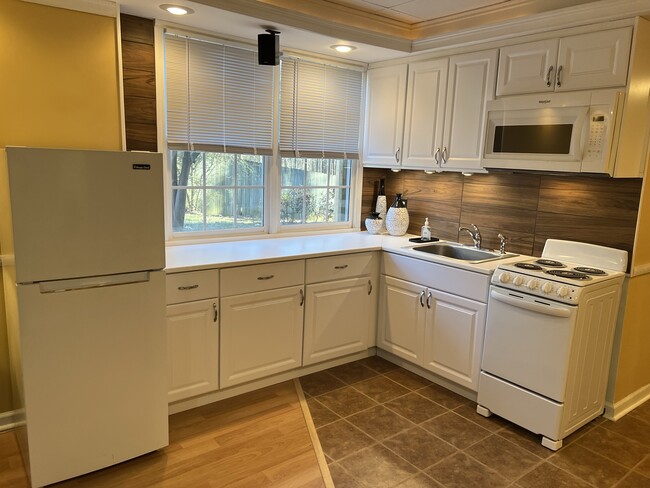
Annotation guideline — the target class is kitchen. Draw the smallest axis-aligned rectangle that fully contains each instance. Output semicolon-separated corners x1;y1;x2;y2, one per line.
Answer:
1;0;650;486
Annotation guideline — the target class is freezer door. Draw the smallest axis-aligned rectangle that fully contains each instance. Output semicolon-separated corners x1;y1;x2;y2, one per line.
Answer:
17;270;168;487
6;147;164;283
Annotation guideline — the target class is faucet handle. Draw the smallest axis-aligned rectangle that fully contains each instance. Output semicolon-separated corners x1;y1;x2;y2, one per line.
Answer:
497;233;507;254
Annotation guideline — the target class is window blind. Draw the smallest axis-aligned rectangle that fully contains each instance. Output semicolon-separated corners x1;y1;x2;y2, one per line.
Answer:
280;58;363;159
165;33;274;155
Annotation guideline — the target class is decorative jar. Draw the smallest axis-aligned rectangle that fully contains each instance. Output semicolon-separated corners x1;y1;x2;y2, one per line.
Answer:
386;193;409;236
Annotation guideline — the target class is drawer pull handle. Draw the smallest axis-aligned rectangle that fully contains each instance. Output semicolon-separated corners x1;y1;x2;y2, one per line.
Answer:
334;265;348;270
213;303;218;322
368;280;372;295
419;290;425;307
299;289;304;306
427;291;432;309
257;275;275;280
178;284;199;290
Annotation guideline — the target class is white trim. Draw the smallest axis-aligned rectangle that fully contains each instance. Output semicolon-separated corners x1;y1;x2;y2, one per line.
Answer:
168;348;374;414
0;410;21;432
604;382;650;420
21;0;117;17
115;7;127;151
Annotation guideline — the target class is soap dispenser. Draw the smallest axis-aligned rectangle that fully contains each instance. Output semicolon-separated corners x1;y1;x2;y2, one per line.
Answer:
421;217;432;241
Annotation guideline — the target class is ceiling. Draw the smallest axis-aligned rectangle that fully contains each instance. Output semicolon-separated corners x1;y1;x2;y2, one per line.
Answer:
117;0;650;62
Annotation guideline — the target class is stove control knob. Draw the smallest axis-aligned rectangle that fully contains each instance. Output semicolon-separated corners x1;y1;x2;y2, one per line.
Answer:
513;275;524;286
542;282;554;294
527;279;539;290
498;272;511;283
557;285;570;298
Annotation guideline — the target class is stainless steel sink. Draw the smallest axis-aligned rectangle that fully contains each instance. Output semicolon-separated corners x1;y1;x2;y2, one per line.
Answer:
413;243;517;263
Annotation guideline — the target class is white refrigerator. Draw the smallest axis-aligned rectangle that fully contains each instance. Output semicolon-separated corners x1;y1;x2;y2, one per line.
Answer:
0;147;168;487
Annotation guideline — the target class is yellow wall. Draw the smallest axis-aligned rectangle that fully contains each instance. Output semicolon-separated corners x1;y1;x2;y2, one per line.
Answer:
0;0;122;414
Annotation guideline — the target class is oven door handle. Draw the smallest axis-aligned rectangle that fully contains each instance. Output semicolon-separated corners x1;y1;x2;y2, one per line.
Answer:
490;289;572;318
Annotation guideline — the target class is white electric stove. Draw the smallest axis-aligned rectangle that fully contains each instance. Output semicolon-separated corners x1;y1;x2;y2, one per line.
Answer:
477;239;627;450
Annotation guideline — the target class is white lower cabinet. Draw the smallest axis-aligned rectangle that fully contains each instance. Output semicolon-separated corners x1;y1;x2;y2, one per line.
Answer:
166;299;219;403
220;286;304;388
378;274;486;391
303;276;376;366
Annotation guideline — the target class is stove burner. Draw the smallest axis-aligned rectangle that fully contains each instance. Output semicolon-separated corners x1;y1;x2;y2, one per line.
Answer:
536;259;565;267
546;269;592;280
573;267;607;276
515;262;544;271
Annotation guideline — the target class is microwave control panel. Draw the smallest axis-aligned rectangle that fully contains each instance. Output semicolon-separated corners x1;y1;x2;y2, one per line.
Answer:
584;110;609;163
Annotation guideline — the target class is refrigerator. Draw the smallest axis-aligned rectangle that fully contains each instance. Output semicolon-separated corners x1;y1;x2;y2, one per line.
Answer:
0;147;168;487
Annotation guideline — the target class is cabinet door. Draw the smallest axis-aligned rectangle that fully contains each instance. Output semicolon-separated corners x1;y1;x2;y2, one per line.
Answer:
442;49;497;171
556;28;632;92
166;298;219;403
496;39;559;96
303;276;376;366
220;286;304;388
402;59;448;171
362;64;408;168
423;289;486;391
377;275;425;363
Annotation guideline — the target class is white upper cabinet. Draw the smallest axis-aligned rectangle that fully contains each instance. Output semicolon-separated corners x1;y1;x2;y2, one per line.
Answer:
362;64;408;168
441;49;498;171
401;59;449;171
497;28;632;96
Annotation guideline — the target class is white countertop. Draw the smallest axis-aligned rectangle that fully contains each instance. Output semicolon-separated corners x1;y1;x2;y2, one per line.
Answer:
165;232;529;274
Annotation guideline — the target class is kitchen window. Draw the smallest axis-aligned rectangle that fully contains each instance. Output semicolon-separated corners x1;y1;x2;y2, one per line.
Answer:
162;30;363;238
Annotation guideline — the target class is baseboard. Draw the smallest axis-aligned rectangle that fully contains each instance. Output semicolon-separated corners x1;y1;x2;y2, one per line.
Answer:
0;410;20;432
604;383;650;420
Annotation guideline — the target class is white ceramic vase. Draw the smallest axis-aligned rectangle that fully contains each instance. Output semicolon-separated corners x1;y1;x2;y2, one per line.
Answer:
375;195;387;233
386;207;409;236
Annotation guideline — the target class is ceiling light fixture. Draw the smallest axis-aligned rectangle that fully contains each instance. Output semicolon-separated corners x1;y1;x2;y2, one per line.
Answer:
331;44;356;53
160;4;194;15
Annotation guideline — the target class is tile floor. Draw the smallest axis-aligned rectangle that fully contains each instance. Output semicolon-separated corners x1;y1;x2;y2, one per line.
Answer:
300;357;650;488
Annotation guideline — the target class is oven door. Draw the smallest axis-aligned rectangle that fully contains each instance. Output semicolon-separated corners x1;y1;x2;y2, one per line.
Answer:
481;286;578;402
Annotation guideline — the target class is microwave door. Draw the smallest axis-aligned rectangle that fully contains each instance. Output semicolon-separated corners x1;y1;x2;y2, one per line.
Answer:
483;106;588;172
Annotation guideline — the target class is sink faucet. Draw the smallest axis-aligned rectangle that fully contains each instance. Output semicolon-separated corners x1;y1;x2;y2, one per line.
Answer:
459;224;482;249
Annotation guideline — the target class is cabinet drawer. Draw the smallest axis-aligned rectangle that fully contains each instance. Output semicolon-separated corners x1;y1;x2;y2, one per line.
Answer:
166;269;219;305
306;252;376;284
221;260;304;297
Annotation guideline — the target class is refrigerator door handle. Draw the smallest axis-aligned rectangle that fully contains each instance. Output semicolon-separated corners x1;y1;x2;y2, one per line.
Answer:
38;271;151;294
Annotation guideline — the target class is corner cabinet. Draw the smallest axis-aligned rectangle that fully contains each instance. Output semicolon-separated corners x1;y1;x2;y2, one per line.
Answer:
378;253;489;391
496;27;632;96
362;64;408;168
219;260;305;388
165;270;220;403
363;49;497;173
303;252;378;366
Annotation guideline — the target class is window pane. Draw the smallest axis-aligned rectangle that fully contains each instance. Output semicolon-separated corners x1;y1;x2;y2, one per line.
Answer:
237;155;264;186
237;188;264;227
281;158;305;186
329;187;349;222
172;188;204;232
206;189;234;230
281;188;305;224
206;153;234;186
171;151;203;187
305;188;328;223
330;159;351;186
306;159;328;186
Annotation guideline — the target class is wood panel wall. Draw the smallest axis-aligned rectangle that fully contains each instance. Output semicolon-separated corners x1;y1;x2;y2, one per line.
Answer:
362;168;642;264
121;14;157;152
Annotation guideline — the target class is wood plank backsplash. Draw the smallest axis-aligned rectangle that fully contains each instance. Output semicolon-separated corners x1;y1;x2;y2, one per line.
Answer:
362;168;642;263
121;15;157;152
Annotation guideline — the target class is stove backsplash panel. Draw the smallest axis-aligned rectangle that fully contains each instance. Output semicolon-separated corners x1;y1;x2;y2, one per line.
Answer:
363;169;641;268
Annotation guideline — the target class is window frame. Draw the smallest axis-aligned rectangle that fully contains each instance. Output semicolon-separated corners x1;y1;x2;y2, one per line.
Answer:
155;24;366;243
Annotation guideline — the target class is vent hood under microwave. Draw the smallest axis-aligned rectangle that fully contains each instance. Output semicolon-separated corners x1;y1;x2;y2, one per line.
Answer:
481;90;624;175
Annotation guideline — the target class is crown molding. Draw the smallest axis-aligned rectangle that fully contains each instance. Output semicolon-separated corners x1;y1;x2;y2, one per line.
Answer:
20;0;117;17
193;0;412;51
412;0;650;53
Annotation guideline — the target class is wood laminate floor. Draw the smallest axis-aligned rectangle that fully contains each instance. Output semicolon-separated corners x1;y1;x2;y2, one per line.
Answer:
0;380;327;487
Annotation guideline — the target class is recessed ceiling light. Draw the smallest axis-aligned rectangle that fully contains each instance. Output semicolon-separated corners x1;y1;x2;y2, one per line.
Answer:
160;4;194;15
330;44;357;53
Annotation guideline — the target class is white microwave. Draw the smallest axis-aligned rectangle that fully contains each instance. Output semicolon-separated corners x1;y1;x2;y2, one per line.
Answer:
482;90;624;174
